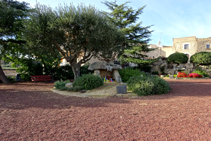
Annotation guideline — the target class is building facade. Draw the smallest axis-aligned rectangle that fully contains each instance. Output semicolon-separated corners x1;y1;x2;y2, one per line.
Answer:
173;36;211;58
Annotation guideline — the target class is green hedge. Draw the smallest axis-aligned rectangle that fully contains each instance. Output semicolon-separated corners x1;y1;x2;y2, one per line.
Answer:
127;75;171;96
73;74;103;90
118;68;146;82
190;52;211;65
167;52;188;64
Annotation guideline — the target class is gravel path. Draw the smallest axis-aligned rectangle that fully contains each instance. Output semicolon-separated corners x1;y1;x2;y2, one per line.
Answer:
1;79;211;140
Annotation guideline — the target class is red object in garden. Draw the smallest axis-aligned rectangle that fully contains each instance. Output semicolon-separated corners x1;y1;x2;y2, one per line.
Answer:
177;72;188;78
188;73;202;78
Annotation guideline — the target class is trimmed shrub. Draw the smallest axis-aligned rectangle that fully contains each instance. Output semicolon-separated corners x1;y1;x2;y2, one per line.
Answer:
72;86;83;92
167;52;188;64
73;74;103;90
192;67;209;77
66;86;83;92
54;79;70;89
60;87;68;91
177;72;188;78
127;75;171;96
118;68;145;82
190;52;211;65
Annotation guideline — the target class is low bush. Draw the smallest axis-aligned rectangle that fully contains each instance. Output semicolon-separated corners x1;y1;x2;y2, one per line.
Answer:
73;74;103;90
165;74;169;77
173;74;177;78
118;68;145;82
54;79;70;89
177;72;188;78
167;52;188;64
127;75;171;96
192;67;209;77
59;86;68;91
66;86;83;92
190;52;211;65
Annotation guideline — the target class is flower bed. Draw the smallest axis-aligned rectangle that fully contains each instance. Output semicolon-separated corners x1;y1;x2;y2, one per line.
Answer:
177;72;202;78
188;73;202;78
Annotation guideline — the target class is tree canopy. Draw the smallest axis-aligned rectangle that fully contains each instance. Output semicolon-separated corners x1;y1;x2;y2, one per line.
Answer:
102;1;153;65
0;0;30;83
24;3;125;79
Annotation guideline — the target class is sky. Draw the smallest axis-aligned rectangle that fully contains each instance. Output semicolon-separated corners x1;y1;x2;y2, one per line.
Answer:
17;0;211;46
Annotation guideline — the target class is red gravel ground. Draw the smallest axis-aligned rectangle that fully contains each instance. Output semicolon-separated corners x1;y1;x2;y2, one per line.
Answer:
1;79;211;140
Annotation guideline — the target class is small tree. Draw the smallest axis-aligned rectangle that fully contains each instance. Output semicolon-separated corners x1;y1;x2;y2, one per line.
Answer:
102;1;153;65
24;4;125;79
167;52;188;64
190;52;211;65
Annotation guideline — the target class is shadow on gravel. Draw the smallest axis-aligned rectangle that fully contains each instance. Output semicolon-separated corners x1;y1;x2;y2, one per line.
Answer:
0;82;132;110
1;79;211;110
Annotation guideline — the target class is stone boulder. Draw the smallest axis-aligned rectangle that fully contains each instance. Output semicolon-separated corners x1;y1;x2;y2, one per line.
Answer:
65;83;73;88
88;62;122;71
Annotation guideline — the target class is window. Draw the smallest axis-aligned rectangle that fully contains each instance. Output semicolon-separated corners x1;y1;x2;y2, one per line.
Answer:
206;44;210;49
183;43;189;49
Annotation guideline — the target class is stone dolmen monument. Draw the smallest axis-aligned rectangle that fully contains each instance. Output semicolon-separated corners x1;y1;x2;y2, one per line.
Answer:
88;62;122;83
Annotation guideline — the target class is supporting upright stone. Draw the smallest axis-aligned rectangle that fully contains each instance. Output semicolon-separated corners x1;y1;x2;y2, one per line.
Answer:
93;70;101;77
113;69;122;83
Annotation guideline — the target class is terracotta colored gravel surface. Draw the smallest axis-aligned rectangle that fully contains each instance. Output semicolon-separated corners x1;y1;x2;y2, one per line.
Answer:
1;79;211;140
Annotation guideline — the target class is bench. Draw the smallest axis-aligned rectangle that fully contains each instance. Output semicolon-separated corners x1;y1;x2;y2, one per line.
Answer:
31;75;53;82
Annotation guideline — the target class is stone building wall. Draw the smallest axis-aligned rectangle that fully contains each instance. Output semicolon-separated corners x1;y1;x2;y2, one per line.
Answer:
197;38;211;52
172;36;198;56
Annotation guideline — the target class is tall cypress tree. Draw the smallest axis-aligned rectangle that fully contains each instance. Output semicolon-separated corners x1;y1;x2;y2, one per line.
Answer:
102;1;154;66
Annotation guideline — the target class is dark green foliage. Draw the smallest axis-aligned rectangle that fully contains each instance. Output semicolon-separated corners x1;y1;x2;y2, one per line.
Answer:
53;65;74;80
73;74;103;90
15;59;43;81
118;68;145;82
159;65;165;75
66;86;83;92
103;1;153;65
127;75;171;96
72;86;83;92
0;0;30;83
53;64;93;80
80;64;94;76
167;52;188;64
140;64;152;72
151;71;159;75
190;52;211;65
165;74;169;77
192;67;209;77
54;80;70;89
59;87;68;91
25;3;125;79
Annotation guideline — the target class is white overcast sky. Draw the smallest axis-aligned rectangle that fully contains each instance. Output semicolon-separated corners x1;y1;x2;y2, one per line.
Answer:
17;0;211;46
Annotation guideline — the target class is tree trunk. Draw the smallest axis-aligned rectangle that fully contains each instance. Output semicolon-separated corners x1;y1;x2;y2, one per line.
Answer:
0;65;10;84
71;62;81;80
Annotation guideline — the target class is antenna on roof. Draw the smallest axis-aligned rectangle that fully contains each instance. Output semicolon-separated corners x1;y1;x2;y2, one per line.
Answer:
158;32;163;45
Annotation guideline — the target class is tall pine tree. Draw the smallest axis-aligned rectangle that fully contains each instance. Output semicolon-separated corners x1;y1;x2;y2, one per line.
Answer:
102;1;154;66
